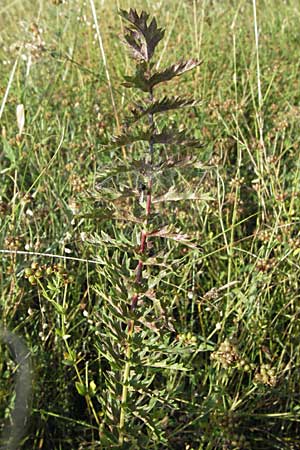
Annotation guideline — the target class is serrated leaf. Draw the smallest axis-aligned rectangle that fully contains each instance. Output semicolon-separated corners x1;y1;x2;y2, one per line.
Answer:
93;185;138;202
82;208;144;224
123;28;149;62
148;225;198;248
156;155;205;173
110;128;152;147
150;59;202;87
95;158;151;179
123;59;202;91
119;9;165;61
80;210;113;222
110;126;201;148
126;96;200;124
152;126;201;147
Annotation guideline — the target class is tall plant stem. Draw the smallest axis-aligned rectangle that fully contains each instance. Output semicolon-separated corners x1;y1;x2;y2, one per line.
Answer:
119;83;156;444
131;85;155;313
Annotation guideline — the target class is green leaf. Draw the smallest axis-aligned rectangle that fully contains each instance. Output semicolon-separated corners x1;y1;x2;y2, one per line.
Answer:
2;138;16;166
47;299;66;315
94;157;152;180
62;357;75;366
83;209;144;224
75;382;87;396
96;341;123;368
88;380;97;397
92;185;137;202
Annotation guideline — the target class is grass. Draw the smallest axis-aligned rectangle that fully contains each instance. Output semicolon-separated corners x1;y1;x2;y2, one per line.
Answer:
1;0;300;448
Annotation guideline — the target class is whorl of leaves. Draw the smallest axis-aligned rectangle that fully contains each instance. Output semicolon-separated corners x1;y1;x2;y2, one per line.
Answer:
119;9;165;62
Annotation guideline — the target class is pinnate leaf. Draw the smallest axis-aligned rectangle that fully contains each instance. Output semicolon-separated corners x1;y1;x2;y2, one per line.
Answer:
110;126;201;148
122;28;149;62
148;225;200;249
151;126;201;147
149;59;202;87
153;187;213;203
123;59;202;91
156;155;205;173
119;9;165;61
110;128;152;147
126;96;200;124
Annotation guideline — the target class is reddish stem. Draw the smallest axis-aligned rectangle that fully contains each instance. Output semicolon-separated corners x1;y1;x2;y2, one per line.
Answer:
131;294;139;312
140;230;147;253
130;86;154;313
136;260;143;284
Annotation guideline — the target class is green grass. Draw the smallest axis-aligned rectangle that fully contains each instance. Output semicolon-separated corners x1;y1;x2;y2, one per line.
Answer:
1;0;300;448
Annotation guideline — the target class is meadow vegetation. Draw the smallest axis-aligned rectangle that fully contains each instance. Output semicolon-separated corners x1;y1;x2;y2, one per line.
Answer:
1;0;300;448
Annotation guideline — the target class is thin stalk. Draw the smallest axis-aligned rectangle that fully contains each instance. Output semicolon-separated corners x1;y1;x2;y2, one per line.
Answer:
156;0;182;69
89;0;118;123
0;249;98;265
226;12;242;306
252;0;262;111
118;333;132;445
89;0;126;160
252;0;267;221
0;54;20;120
